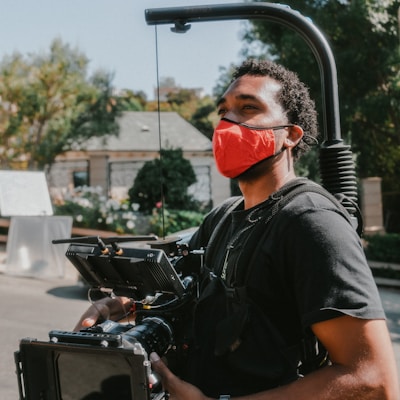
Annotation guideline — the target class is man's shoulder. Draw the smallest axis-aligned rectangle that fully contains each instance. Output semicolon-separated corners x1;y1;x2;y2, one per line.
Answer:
278;179;349;216
269;183;355;236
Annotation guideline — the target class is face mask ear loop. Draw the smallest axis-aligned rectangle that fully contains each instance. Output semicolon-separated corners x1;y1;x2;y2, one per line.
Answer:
274;146;287;158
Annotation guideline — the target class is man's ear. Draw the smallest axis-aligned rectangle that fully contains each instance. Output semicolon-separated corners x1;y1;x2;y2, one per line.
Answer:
285;125;303;147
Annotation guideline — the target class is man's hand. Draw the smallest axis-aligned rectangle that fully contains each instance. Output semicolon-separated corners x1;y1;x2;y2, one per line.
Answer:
73;296;132;331
150;353;212;400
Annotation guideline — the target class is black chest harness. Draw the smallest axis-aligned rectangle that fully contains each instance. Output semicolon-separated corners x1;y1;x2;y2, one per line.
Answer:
194;178;358;381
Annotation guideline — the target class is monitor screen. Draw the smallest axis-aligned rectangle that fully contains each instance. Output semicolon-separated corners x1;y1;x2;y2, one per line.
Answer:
65;244;185;299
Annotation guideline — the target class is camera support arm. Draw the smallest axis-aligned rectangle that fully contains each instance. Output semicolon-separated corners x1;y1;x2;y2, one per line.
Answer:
146;2;339;143
145;2;360;224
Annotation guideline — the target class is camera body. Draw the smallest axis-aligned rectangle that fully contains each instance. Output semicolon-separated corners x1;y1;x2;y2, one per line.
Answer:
15;236;199;400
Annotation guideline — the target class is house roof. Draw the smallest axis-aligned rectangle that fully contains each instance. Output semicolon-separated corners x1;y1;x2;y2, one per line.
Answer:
84;111;212;152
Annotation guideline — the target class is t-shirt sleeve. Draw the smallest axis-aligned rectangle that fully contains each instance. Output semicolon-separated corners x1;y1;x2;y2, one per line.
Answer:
278;195;385;329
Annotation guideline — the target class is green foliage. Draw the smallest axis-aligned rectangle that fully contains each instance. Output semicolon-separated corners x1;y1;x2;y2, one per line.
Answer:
189;100;216;140
144;76;216;139
166;88;217;139
0;38;120;169
68;69;120;145
364;233;400;263
213;64;238;100
128;148;197;213
243;0;400;193
53;186;142;234
294;147;321;183
117;89;146;111
52;185;204;237
370;266;400;280
166;88;196;107
149;207;204;237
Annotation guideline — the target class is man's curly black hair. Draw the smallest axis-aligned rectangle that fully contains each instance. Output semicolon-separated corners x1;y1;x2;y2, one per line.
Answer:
232;59;319;161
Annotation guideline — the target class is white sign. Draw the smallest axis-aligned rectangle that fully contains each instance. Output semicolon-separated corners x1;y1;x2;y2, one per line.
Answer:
0;171;53;216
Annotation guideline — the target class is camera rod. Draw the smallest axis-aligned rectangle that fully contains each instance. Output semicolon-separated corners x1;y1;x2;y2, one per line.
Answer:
145;2;360;222
52;235;158;245
53;235;158;255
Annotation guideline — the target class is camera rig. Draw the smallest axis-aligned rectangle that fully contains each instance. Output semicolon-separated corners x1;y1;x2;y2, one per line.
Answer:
15;234;200;400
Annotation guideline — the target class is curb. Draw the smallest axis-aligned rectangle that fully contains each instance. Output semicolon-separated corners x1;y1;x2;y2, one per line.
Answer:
369;260;400;289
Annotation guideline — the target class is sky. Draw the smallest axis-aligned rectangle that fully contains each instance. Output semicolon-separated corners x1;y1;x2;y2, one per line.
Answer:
0;0;248;99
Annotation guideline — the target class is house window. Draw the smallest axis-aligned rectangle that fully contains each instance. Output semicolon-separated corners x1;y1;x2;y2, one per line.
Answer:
73;171;89;188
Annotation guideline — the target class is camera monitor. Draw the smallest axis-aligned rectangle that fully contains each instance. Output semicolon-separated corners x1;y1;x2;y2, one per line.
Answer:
65;243;185;299
15;338;152;400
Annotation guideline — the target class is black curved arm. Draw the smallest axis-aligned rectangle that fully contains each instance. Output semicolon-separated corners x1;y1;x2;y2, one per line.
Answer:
145;2;340;144
145;2;360;228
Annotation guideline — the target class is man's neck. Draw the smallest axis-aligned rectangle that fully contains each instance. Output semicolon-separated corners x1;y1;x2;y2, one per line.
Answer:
237;147;298;209
239;166;297;210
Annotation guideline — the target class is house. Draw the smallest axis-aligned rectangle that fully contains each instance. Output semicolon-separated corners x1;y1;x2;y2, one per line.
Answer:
48;111;230;207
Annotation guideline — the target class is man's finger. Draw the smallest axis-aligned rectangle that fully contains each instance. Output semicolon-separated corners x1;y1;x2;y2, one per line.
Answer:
150;352;165;375
150;352;175;381
82;317;96;327
73;314;99;331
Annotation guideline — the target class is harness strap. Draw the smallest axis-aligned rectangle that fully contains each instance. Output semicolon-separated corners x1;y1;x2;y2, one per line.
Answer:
205;178;358;374
204;196;243;268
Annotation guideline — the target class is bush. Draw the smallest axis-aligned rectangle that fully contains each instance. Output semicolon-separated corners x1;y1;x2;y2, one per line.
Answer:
370;267;400;280
128;148;198;213
53;186;143;234
149;207;205;237
363;233;400;264
52;185;206;237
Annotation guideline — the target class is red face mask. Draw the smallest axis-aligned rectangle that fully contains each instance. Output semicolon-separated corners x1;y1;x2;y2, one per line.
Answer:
213;118;294;178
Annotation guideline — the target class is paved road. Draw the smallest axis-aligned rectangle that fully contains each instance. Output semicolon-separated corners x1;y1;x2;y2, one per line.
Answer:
1;272;400;399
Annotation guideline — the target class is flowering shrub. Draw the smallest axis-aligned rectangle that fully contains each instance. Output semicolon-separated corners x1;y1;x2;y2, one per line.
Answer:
149;206;205;236
53;186;142;234
53;186;206;236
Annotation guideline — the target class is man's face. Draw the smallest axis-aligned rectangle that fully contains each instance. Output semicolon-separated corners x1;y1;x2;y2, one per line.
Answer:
216;75;288;127
213;74;297;181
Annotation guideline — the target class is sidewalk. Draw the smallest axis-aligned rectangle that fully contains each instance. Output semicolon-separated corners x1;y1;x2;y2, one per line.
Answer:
369;260;400;289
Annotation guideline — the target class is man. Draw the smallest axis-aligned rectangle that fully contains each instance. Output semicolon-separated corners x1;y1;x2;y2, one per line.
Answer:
76;59;399;399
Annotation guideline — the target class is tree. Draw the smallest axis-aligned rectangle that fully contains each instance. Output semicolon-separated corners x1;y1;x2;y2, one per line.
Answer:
169;90;217;139
213;64;238;100
242;1;400;194
190;101;216;140
146;76;217;140
128;148;197;213
0;38;120;170
116;89;146;111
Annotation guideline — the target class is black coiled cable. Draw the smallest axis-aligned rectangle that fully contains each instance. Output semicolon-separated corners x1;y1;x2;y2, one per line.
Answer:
319;143;359;215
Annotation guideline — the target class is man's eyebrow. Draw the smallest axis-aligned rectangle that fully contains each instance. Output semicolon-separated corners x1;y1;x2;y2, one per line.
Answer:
236;94;262;102
216;94;260;107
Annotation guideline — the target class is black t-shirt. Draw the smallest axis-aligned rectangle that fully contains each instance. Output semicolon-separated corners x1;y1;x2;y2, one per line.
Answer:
183;181;385;397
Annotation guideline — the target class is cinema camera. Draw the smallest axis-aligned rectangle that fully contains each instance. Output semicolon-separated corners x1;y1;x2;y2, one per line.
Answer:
15;234;201;400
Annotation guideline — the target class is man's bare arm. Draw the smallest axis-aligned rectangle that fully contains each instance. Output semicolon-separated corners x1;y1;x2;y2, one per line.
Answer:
151;316;399;400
